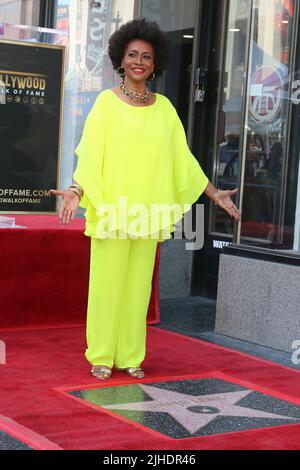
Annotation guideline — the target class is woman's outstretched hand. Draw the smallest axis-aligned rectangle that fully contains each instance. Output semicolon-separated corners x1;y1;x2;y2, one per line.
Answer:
50;189;80;225
214;188;241;221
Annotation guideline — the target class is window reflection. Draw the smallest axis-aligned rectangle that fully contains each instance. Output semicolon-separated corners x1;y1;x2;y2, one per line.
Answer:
241;0;295;246
212;0;249;235
212;0;298;249
0;0;40;26
54;0;135;192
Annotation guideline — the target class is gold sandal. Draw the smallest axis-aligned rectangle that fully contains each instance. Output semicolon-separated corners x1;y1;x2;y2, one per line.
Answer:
117;367;145;378
91;365;112;380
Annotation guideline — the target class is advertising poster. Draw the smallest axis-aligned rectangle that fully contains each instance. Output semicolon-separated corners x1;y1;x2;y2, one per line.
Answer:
0;40;65;213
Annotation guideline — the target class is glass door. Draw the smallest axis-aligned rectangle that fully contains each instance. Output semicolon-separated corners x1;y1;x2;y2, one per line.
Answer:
238;0;298;247
210;0;299;248
210;0;252;238
193;0;300;297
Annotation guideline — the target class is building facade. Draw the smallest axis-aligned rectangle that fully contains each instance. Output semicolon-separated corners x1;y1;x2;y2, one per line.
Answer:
1;0;300;301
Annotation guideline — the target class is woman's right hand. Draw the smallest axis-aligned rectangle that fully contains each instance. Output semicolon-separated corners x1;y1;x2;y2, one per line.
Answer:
50;189;80;225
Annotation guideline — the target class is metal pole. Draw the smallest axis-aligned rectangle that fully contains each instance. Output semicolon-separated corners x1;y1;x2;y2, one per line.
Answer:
233;0;254;245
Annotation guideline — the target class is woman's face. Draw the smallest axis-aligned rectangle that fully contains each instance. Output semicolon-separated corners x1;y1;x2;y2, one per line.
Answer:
121;39;155;83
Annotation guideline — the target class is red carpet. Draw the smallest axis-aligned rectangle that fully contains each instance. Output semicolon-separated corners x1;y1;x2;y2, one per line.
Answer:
1;325;300;450
0;215;160;330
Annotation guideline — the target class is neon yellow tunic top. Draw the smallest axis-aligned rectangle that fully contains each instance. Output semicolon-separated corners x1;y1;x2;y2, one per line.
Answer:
73;88;208;242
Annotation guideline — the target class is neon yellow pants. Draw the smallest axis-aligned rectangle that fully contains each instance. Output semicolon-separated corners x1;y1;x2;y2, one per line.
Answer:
85;235;158;368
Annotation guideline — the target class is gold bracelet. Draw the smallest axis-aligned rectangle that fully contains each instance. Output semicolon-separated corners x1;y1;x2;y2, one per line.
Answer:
69;183;84;199
69;184;83;192
70;182;83;190
70;182;83;189
69;188;82;199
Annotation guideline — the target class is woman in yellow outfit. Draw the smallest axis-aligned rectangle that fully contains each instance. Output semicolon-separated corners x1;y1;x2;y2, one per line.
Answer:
51;19;241;380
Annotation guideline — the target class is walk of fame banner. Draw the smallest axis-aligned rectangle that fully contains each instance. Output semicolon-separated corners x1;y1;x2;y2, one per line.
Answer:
0;40;65;213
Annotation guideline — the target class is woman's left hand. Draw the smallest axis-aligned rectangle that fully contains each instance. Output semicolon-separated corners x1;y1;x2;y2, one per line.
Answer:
214;188;241;221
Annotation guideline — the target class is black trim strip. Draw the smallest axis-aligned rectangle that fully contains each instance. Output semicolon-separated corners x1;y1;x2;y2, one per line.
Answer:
39;0;57;28
222;243;300;267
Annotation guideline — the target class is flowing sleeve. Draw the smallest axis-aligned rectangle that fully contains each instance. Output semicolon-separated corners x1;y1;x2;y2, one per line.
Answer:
72;92;106;210
172;109;209;207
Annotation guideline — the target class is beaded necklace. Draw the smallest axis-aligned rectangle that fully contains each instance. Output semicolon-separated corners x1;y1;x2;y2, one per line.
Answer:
119;81;153;104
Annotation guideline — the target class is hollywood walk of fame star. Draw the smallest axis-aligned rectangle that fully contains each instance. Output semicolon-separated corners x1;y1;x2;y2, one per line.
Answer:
103;384;298;434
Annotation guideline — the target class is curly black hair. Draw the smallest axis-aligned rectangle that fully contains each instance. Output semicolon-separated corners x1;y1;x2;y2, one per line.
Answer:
108;19;171;78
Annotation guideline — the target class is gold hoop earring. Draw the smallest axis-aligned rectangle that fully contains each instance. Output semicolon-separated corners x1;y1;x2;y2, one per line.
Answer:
148;72;156;81
117;66;125;77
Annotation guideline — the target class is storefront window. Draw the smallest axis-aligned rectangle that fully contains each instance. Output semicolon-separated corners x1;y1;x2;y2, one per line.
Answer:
289;20;300;251
211;0;250;236
0;0;40;26
54;0;135;192
240;0;296;247
211;0;300;251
